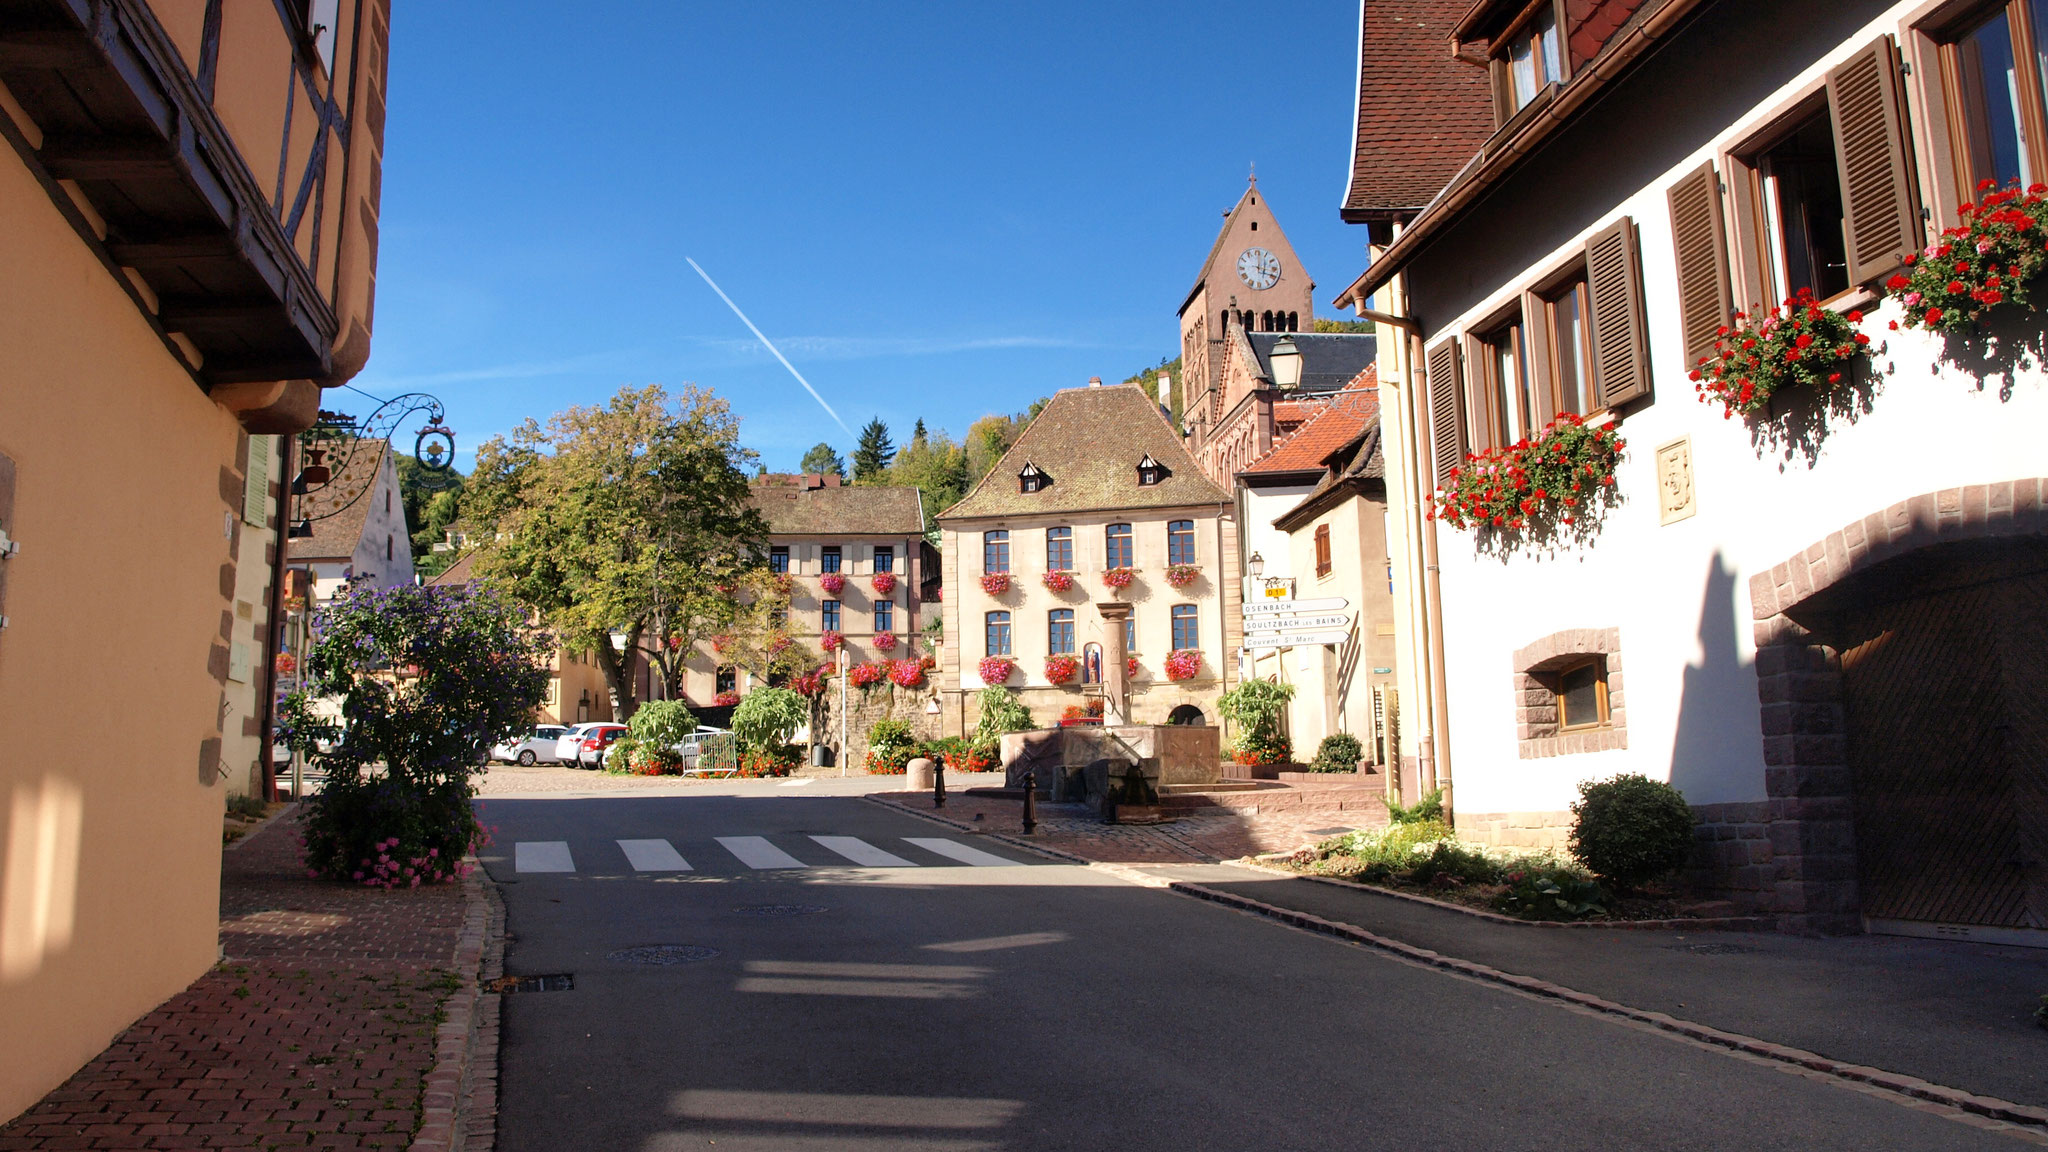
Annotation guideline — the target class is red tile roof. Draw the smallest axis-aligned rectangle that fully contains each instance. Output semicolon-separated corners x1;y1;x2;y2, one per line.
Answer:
1341;0;1495;222
1241;371;1380;477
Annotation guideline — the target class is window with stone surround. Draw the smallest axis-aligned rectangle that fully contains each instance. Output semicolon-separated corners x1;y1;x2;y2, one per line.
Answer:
1512;627;1627;758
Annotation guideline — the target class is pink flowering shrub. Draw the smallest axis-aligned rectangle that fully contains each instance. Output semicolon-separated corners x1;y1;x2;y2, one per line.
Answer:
819;630;844;653
888;658;925;688
849;662;886;689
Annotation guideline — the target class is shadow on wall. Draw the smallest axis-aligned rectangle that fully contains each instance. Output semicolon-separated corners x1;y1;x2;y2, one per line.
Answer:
1668;551;1763;804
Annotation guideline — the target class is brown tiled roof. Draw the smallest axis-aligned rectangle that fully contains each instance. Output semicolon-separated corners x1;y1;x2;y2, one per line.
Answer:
1242;373;1381;478
286;439;387;562
939;384;1230;521
425;551;478;588
749;479;924;536
1274;427;1386;532
1341;0;1494;222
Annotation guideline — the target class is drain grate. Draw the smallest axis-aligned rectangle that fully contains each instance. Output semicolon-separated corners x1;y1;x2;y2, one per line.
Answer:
607;944;721;965
487;973;574;993
731;904;829;917
1671;942;1759;956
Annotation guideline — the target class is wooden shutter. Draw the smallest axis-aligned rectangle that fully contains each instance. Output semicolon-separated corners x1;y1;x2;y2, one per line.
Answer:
1829;36;1921;286
243;435;271;526
1667;162;1733;368
1425;339;1466;487
1584;216;1652;409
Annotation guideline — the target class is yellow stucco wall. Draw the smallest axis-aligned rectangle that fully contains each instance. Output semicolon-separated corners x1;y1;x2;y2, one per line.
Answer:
0;141;241;1121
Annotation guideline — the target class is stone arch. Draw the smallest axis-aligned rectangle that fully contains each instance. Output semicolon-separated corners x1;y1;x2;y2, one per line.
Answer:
1165;704;1207;726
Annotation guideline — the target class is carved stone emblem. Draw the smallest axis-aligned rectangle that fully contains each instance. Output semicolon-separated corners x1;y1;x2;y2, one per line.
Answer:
1656;437;1696;525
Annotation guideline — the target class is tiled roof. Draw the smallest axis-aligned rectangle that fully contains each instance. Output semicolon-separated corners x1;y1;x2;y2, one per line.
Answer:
1247;332;1378;392
939;384;1230;521
1242;374;1380;478
1274;427;1386;532
286;439;387;562
749;478;924;536
1341;0;1495;221
425;551;478;588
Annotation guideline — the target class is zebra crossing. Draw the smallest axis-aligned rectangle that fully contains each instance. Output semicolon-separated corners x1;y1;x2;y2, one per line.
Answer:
509;833;1028;875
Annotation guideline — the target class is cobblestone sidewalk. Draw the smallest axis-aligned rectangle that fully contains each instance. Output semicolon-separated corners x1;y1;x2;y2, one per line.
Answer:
0;810;476;1152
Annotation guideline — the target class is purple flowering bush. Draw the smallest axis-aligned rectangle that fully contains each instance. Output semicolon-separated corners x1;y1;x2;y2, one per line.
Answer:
279;581;550;886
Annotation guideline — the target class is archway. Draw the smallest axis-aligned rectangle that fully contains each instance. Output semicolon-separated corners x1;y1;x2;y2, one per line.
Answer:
1165;704;1207;726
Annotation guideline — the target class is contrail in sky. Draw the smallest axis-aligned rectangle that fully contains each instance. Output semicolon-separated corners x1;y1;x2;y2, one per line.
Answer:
686;257;853;438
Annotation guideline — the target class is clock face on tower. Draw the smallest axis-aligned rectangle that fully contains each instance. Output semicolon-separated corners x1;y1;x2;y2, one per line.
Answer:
1236;247;1281;290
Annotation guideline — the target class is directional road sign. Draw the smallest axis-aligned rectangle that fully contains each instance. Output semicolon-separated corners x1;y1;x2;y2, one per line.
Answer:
1243;597;1349;616
1243;629;1351;650
1244;613;1351;632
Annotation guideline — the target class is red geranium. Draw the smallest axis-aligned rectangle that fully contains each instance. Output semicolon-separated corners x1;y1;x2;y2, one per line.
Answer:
1164;649;1201;681
977;656;1015;685
819;572;846;596
979;572;1012;595
1041;570;1075;592
1044;654;1080;683
870;571;897;595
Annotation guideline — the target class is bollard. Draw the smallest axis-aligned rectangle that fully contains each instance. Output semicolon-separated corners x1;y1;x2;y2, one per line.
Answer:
1021;770;1036;835
933;756;946;809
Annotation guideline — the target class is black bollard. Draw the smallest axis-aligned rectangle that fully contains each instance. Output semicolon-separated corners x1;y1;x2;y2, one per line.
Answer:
933;756;946;809
1021;770;1037;834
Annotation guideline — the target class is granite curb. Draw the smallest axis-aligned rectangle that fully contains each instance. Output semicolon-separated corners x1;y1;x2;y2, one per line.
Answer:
407;861;492;1152
1232;855;1777;932
1168;880;2048;1133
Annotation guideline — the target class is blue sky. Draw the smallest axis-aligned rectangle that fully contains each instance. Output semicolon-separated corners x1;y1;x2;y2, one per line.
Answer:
353;2;1371;472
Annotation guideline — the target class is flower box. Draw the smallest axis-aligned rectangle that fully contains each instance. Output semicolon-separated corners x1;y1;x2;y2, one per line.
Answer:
713;691;741;707
1044;654;1079;683
819;630;844;653
977;656;1015;685
887;658;925;688
1163;563;1200;588
1429;413;1625;541
870;571;897;595
848;662;885;689
1126;656;1141;678
1100;567;1136;590
979;572;1012;595
872;631;898;651
1689;289;1867;417
1041;570;1075;592
819;572;846;595
1883;179;2048;334
1164;649;1202;681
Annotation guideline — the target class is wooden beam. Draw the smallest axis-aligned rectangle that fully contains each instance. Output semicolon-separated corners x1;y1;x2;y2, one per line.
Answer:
0;30;95;70
40;137;178;181
160;298;281;328
108;235;241;266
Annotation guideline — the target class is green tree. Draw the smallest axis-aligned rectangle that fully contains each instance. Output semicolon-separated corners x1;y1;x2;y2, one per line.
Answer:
731;686;808;753
851;417;895;482
396;454;466;574
799;442;845;479
1120;355;1183;424
885;426;970;532
464;384;768;718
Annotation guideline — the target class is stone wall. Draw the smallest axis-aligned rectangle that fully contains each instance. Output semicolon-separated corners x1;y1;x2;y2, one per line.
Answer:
816;683;937;772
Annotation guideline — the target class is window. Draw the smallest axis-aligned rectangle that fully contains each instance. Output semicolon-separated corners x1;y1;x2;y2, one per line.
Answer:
1048;609;1075;655
1105;523;1133;569
1734;104;1850;304
985;611;1011;656
1940;2;2048;199
716;667;736;694
822;600;841;632
1019;462;1049;493
874;599;893;632
1167;520;1195;565
386;535;393;562
873;545;894;574
1475;315;1536;446
1542;274;1598;416
983;530;1010;573
1556;657;1610;730
821;545;842;573
1046;526;1073;571
1494;3;1562;116
770;546;789;573
1314;524;1332;577
1125;618;1136;653
1170;605;1199;651
1137;454;1167;486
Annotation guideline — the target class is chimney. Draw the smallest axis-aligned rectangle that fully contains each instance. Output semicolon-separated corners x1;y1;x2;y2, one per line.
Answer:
1088;376;1102;388
803;473;824;490
1156;371;1172;410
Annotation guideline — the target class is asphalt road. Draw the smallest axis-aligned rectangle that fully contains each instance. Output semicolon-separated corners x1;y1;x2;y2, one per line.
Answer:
477;789;2029;1151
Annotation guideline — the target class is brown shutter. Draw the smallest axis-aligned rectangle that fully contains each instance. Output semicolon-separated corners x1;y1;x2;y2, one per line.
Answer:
1425;339;1466;487
1584;216;1652;410
1666;162;1733;368
1829;36;1921;286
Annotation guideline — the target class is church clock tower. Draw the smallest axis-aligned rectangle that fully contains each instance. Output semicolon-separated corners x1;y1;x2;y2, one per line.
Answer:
1177;175;1316;434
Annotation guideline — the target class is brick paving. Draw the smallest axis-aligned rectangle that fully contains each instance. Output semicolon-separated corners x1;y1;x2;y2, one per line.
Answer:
0;810;472;1151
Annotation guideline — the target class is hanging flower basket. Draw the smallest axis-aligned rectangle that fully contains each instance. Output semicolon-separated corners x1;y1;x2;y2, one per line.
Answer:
1689;289;1868;417
1041;570;1074;592
870;571;897;595
819;572;846;595
1126;656;1141;678
977;656;1015;685
713;690;741;707
979;572;1012;595
1044;654;1080;683
1101;567;1136;590
274;652;297;676
770;573;795;597
888;658;925;688
1164;649;1202;681
1163;564;1200;588
819;630;844;653
1882;179;2048;334
849;662;885;689
872;631;897;651
1429;413;1625;542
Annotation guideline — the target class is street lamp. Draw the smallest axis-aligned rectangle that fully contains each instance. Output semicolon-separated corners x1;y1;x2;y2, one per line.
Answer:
1247;552;1264;578
1268;336;1303;389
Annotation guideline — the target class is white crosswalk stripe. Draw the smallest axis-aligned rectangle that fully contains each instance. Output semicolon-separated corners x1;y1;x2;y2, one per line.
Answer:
716;836;811;869
810;836;917;867
617;839;692;871
903;838;1019;867
515;841;575;872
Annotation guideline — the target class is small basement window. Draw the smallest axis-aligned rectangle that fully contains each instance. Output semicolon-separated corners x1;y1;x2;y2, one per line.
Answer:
1556;657;1609;730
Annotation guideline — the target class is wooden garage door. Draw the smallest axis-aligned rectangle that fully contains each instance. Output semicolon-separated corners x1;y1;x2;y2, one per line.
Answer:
1840;568;2047;930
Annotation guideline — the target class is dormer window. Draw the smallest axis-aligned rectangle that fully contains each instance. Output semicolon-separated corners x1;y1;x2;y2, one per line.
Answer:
1136;454;1169;486
1018;462;1050;493
1492;3;1564;120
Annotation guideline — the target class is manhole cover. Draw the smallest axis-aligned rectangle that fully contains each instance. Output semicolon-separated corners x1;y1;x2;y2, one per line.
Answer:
607;944;721;965
487;973;574;993
1672;942;1759;956
731;904;829;917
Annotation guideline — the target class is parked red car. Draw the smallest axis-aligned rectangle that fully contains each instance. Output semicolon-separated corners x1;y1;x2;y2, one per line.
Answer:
574;723;628;770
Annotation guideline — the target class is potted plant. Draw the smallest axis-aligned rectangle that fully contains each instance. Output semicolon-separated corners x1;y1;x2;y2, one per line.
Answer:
1883;179;2048;334
1688;289;1867;417
848;662;885;689
887;658;925;688
819;630;844;654
1163;563;1200;588
872;631;898;651
1042;570;1075;592
819;572;846;595
979;572;1012;595
977;656;1015;685
870;571;897;595
1044;653;1080;683
1101;567;1136;591
1059;700;1104;727
1428;412;1625;542
1164;649;1201;681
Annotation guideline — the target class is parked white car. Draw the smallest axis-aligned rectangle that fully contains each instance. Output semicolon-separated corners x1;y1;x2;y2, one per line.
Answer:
552;723;609;766
491;724;570;766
